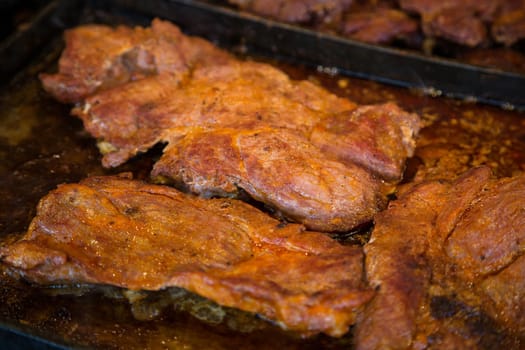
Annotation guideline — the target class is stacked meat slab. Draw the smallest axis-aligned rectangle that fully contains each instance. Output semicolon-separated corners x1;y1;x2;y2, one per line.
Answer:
1;18;524;349
39;18;420;233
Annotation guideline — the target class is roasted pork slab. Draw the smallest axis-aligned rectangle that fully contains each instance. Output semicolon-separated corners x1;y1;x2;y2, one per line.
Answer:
0;175;374;337
356;166;525;349
151;127;385;232
40;19;420;232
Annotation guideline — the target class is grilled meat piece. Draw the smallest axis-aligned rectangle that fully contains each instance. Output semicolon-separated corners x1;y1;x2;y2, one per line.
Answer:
355;166;525;349
152;127;386;232
39;18;232;104
459;48;525;74
0;175;374;337
73;60;357;168
72;62;416;231
42;20;420;231
228;0;352;26
72;58;419;182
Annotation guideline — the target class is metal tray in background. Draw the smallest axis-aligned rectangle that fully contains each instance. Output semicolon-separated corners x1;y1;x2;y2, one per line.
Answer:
108;0;525;111
0;1;524;349
2;0;525;111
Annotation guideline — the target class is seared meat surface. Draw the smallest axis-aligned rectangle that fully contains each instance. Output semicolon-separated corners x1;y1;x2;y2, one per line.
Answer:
41;20;420;232
0;175;374;337
39;18;232;104
355;166;525;349
341;7;418;44
400;0;525;47
151;127;385;232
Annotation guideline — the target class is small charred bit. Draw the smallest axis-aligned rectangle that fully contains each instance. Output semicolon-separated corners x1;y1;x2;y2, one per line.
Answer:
430;295;465;319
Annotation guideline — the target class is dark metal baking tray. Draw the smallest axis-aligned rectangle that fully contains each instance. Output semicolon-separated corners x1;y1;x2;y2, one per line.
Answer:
0;0;524;349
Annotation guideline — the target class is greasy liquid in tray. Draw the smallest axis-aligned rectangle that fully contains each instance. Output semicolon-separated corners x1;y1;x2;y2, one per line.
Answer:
1;28;525;349
0;42;355;350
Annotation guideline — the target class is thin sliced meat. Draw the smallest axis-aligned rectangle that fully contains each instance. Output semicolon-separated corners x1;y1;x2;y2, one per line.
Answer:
0;175;374;337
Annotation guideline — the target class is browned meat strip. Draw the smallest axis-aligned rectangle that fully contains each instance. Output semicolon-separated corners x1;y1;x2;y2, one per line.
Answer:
355;180;447;349
152;127;386;232
40;18;232;103
341;7;418;44
229;0;352;25
444;172;525;279
0;175;374;337
355;166;525;349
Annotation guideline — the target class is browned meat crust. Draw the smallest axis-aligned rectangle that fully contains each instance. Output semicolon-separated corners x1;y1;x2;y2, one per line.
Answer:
40;20;420;232
39;18;232;104
400;0;525;47
0;175;374;337
310;102;420;181
73;61;357;168
151;127;385;232
355;166;525;349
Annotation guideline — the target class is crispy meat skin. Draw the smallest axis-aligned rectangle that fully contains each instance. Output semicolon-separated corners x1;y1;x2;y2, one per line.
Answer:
355;167;525;349
152;127;385;232
0;175;374;337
